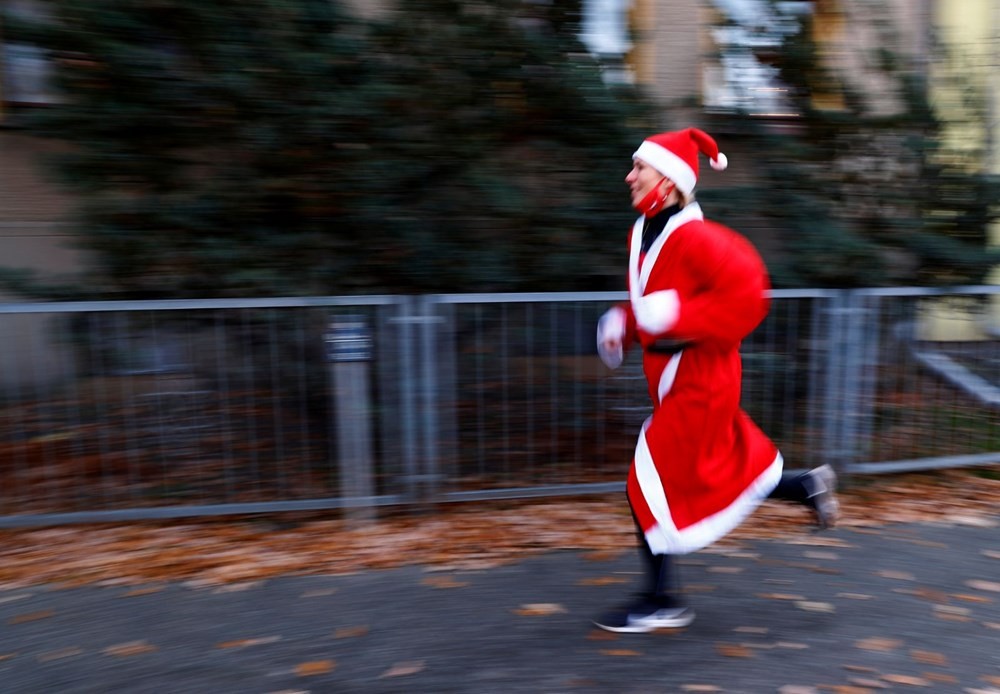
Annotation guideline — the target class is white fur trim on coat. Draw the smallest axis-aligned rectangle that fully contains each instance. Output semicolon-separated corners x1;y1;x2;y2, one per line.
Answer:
634;422;784;555
633;289;680;335
657;352;683;403
631;203;703;295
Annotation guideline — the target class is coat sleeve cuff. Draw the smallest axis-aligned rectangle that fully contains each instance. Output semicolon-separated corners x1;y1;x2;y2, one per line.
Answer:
633;289;680;335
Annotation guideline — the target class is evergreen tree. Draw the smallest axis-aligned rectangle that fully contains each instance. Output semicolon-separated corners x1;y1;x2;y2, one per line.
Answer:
2;0;655;298
702;5;1000;288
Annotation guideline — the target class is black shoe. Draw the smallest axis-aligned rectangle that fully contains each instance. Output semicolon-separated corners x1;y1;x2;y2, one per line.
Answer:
805;464;840;529
593;596;695;633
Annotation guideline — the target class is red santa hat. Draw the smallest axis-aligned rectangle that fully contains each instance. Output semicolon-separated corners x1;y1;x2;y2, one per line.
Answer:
632;127;728;198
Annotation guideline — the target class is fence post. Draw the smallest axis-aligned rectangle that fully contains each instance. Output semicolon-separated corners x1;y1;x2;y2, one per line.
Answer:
326;315;375;521
390;298;446;504
822;291;874;473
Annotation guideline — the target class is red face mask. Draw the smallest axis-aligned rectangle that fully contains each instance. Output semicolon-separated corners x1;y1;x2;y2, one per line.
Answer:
635;177;675;216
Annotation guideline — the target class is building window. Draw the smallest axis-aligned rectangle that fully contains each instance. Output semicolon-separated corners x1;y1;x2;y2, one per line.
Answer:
703;0;811;116
1;0;58;115
579;0;634;84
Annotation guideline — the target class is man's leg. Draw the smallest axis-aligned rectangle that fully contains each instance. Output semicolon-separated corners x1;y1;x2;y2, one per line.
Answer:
770;464;840;528
592;523;695;633
638;531;685;607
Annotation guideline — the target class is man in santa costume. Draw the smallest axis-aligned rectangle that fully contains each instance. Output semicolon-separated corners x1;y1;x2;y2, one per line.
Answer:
594;127;839;633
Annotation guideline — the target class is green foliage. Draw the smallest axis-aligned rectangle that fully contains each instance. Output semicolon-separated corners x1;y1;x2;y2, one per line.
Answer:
704;5;1000;288
3;0;655;298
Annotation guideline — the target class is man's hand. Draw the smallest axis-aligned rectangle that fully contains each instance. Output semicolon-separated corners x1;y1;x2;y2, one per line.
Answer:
597;307;626;369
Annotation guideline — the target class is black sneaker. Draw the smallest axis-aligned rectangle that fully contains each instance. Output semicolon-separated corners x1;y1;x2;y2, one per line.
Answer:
593;596;695;633
805;464;840;529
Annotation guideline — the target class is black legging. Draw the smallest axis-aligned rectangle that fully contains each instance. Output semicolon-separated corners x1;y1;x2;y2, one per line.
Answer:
634;469;814;603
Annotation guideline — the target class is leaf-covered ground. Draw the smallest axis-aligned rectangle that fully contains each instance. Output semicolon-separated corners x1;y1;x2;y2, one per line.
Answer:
0;467;997;589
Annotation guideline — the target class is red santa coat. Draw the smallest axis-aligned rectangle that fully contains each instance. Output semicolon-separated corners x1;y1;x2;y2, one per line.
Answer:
610;203;782;555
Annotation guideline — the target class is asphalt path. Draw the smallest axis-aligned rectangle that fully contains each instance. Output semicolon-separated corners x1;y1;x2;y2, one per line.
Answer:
1;521;998;693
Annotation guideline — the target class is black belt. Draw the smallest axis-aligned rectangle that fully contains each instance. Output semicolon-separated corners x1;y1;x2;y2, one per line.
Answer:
646;339;691;355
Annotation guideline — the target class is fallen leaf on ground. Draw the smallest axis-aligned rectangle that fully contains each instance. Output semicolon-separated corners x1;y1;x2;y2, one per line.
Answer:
421;576;468;589
909;649;947;666
715;643;754;658
216;636;281;649
734;626;769;635
952;593;993;603
933;604;972;621
577;576;627;586
881;673;930;686
944;515;997;528
333;626;369;639
583;551;622;562
300;588;337;598
513;603;566;616
103;641;157;657
897;587;949;602
295;660;335;676
36;647;83;662
600;649;642;657
855;637;903;652
124;586;164;597
684;583;717;593
379;660;425;678
966;579;1000;593
8;610;54;624
0;595;30;605
0;467;995;588
586;629;618;641
795;600;835;613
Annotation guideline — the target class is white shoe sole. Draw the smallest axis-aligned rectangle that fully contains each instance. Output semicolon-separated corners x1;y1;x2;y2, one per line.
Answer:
593;610;695;633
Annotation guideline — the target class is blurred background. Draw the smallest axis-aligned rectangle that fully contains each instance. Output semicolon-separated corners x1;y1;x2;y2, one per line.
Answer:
0;0;998;525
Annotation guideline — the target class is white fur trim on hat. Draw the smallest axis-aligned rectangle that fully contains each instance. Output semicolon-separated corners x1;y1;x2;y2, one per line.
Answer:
633;141;697;197
711;152;728;171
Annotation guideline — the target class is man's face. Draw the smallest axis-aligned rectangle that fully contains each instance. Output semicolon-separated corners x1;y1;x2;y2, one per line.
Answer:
625;157;667;209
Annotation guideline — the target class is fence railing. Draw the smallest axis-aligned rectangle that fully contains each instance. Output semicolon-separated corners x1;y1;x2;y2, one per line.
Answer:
1;287;998;526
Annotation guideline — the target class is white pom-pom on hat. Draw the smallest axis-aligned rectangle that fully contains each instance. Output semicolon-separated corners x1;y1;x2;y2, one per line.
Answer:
632;128;728;197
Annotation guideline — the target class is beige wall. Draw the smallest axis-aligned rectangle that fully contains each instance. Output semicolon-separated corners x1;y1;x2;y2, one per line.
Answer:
629;0;702;124
0;130;82;391
0;130;83;292
0;130;81;276
933;0;1000;328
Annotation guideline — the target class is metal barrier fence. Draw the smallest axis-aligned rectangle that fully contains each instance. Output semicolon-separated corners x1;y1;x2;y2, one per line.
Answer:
0;287;997;526
835;286;1000;474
